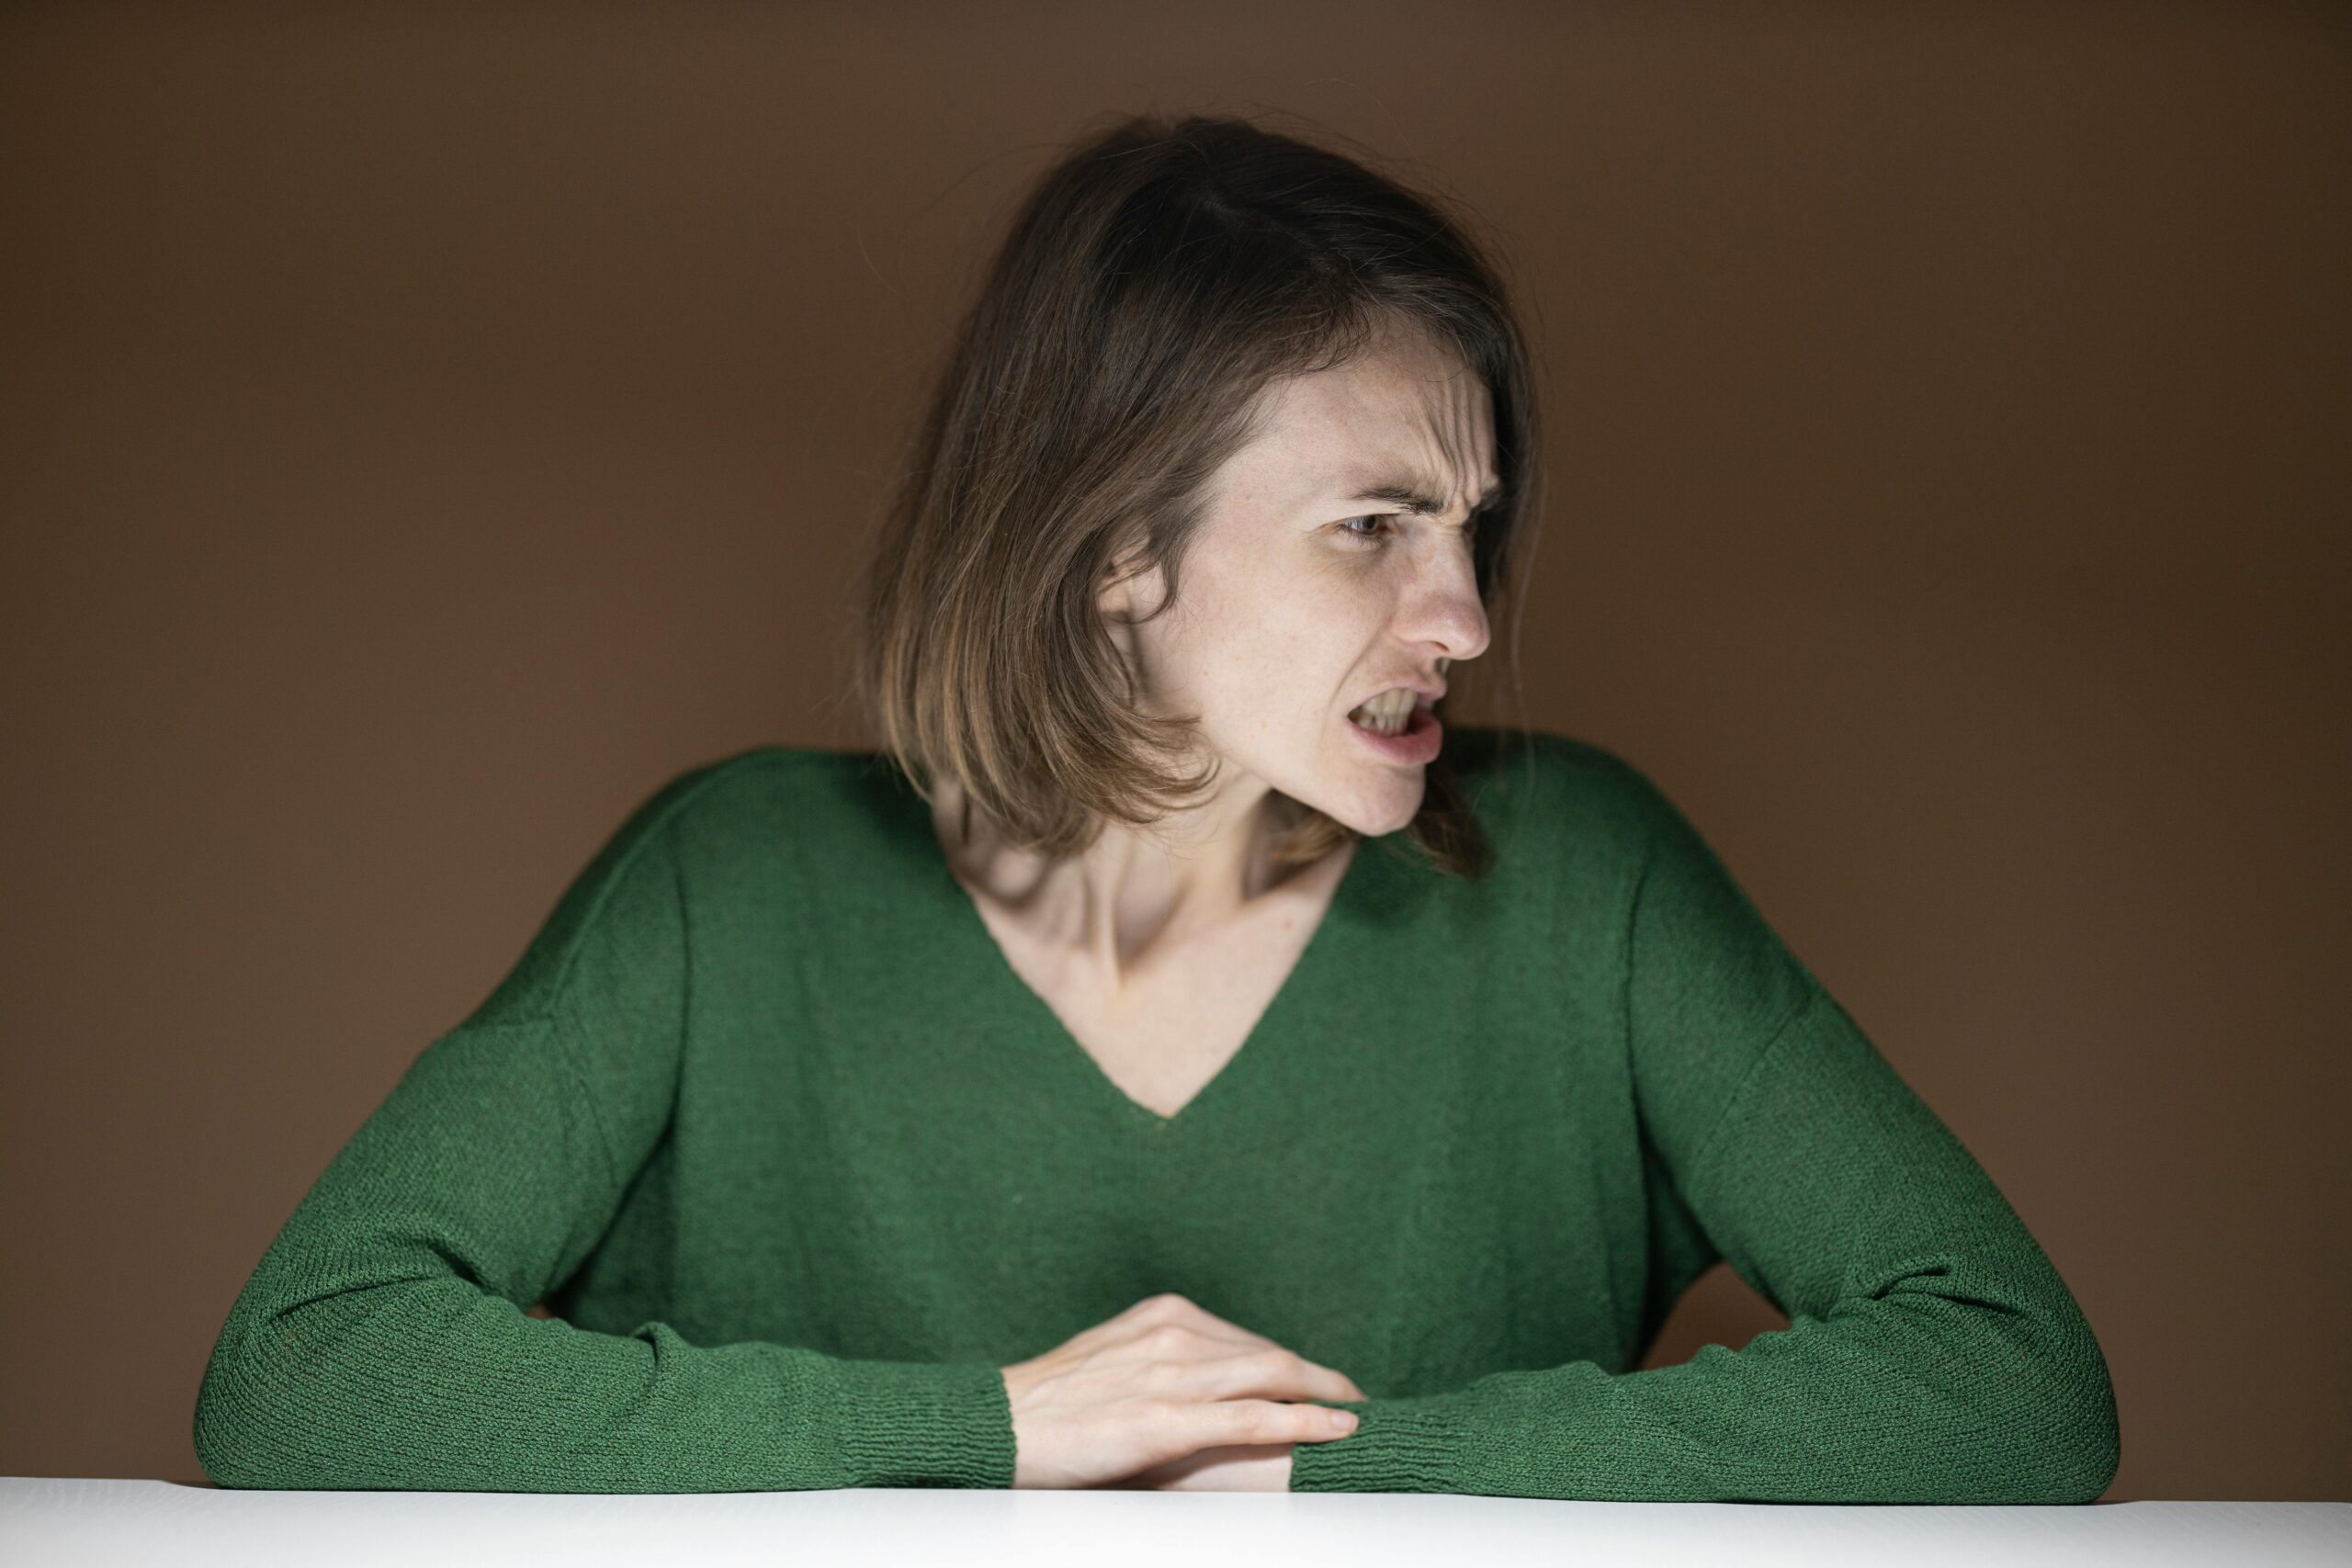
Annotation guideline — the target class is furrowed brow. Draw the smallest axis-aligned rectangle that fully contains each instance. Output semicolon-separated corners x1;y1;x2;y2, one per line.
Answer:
1342;475;1510;517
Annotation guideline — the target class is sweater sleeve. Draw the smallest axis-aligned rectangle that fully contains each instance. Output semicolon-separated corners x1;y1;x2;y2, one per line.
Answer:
192;760;1014;1491
1289;758;2120;1502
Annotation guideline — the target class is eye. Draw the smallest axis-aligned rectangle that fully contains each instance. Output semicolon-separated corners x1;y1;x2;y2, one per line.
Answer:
1338;513;1396;545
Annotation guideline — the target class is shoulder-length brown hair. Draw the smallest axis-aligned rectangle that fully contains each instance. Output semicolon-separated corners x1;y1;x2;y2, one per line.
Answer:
846;111;1544;880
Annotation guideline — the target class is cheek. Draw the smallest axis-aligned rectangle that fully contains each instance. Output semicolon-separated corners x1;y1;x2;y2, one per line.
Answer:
1205;628;1363;737
1182;556;1384;719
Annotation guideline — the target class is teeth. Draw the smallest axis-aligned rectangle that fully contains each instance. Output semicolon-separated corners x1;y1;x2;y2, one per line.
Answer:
1349;689;1418;736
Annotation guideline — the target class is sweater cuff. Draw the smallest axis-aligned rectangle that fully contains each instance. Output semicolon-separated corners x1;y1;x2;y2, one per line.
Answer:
832;1357;1014;1488
1286;1396;1464;1493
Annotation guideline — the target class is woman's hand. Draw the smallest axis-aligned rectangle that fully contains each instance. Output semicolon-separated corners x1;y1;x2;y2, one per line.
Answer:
999;1292;1365;1490
1110;1441;1298;1491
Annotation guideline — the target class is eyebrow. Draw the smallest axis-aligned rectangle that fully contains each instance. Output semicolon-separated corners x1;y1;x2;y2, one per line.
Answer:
1341;475;1510;517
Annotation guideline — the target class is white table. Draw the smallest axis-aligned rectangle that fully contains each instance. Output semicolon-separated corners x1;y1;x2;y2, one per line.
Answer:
4;1479;2346;1566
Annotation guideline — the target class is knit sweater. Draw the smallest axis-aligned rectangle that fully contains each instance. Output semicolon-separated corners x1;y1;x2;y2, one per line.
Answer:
191;727;2120;1500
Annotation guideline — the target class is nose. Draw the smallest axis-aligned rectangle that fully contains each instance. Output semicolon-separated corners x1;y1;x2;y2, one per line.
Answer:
1401;550;1490;668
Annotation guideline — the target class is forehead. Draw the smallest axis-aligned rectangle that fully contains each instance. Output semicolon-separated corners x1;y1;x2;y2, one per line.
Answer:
1221;325;1500;507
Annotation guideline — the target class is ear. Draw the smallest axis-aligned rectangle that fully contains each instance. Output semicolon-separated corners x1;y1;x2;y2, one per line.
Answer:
1095;537;1157;624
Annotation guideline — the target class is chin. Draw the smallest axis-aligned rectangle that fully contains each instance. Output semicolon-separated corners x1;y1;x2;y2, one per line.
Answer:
1311;777;1426;838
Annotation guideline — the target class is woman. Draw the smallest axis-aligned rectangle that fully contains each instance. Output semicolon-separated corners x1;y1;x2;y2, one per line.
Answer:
192;114;2120;1501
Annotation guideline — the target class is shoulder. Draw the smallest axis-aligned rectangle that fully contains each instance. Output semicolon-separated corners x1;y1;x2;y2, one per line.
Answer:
456;744;887;1032
1446;723;1682;866
626;741;888;842
624;743;935;903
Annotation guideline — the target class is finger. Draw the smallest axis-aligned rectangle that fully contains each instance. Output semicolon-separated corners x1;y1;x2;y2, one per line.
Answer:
1121;1297;1371;1398
1192;1399;1360;1450
1129;1444;1293;1492
1152;1293;1292;1352
1098;1293;1259;1345
1164;1303;1370;1398
1057;1294;1228;1359
1096;1299;1272;1363
1158;1303;1370;1398
1189;1348;1367;1407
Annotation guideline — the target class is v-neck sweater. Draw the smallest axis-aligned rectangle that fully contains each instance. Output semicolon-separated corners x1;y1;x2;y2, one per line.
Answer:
192;727;2121;1501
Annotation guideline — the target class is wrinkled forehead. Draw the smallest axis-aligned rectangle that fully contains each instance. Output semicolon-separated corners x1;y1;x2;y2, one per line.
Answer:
1220;327;1499;511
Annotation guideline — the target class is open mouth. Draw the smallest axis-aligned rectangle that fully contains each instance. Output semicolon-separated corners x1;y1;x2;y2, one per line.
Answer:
1344;694;1442;760
1347;690;1426;735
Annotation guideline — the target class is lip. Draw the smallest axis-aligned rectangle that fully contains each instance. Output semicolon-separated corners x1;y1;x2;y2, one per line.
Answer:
1344;699;1442;765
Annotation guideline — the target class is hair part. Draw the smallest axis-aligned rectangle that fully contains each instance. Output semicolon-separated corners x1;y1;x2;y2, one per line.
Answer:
845;110;1545;879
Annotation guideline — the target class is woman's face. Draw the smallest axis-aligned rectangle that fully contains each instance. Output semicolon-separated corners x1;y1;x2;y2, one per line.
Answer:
1100;321;1497;836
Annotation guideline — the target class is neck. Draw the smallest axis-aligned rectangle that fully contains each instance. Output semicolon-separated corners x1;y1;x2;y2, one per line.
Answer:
929;770;1343;987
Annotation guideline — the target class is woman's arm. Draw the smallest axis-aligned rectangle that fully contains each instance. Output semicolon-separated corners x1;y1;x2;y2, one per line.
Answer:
1288;756;2120;1501
191;760;1013;1491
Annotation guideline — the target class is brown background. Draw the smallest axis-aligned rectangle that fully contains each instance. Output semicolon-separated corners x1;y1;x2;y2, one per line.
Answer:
3;2;2345;1501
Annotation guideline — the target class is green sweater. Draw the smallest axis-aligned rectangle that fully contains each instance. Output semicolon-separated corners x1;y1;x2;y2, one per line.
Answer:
192;728;2120;1500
